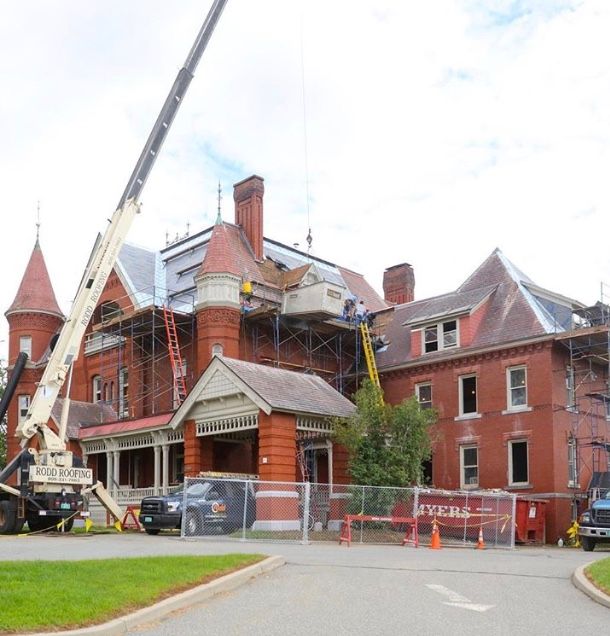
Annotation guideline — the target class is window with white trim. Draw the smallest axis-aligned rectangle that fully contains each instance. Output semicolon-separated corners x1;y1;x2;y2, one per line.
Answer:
459;375;477;415
423;320;458;353
19;336;32;358
415;383;432;410
119;367;129;418
566;366;576;412
508;440;529;486
92;375;102;403
568;437;578;487
460;445;479;489
212;343;224;357
18;395;30;423
507;366;527;410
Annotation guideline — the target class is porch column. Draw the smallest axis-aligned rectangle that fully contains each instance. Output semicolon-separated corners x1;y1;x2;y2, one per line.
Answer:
161;444;170;495
105;452;113;489
153;446;161;494
112;451;120;497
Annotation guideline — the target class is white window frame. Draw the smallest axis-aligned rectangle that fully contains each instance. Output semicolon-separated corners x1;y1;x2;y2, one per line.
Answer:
506;366;528;411
508;439;529;486
566;366;576;412
119;367;129;418
92;375;102;403
460;445;479;489
422;319;459;354
19;335;32;358
458;374;478;417
415;382;432;409
18;395;30;423
567;437;579;488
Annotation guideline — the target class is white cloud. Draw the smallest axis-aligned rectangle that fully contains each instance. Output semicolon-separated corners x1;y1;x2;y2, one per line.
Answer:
2;0;610;360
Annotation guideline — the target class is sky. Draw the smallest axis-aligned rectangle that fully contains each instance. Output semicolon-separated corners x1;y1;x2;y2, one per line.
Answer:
2;0;610;361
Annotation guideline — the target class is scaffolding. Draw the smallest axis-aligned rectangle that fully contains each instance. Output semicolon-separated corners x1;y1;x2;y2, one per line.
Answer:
85;286;196;419
556;295;610;497
240;305;388;397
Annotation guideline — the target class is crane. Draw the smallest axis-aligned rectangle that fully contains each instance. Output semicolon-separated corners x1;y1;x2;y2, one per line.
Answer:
0;0;229;534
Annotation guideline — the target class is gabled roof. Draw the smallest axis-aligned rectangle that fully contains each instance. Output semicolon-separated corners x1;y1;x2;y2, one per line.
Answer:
6;239;63;318
377;248;584;369
170;356;355;429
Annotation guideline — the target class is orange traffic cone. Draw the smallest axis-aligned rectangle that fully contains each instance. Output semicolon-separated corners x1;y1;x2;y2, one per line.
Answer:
430;519;442;549
476;527;485;550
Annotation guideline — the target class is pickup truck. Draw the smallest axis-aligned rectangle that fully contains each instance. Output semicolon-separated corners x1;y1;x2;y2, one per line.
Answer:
139;479;256;536
578;490;610;551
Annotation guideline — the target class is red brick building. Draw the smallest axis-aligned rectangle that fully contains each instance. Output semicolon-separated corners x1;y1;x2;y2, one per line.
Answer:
378;248;610;541
5;177;609;540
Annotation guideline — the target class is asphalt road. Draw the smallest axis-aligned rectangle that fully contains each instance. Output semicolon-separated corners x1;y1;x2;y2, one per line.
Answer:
1;534;608;635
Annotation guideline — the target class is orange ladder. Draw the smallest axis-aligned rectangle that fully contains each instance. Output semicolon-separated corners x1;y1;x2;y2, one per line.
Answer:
162;305;187;405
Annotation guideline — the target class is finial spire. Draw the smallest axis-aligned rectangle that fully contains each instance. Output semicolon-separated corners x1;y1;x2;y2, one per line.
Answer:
215;181;222;224
36;201;41;243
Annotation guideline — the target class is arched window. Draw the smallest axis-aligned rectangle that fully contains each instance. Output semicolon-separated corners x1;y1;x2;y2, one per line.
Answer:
118;368;129;418
92;375;102;403
212;343;224;357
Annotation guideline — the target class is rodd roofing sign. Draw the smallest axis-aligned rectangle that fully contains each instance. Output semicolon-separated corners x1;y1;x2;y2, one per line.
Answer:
29;465;93;486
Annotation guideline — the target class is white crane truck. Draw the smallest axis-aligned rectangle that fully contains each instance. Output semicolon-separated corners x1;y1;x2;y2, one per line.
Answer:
0;0;228;534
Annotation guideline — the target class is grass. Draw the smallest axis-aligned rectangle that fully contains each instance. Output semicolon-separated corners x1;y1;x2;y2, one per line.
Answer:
0;554;264;633
586;557;610;596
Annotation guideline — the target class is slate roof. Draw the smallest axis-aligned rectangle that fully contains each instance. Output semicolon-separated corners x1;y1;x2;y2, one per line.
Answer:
377;248;584;370
78;412;173;440
217;357;356;418
114;222;387;315
6;239;63;318
51;399;118;440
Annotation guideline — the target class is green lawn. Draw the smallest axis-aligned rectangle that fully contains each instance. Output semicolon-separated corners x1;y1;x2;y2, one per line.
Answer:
0;554;264;633
586;557;610;596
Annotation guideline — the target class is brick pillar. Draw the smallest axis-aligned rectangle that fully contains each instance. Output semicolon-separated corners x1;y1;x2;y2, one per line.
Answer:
183;419;202;477
253;411;300;531
328;443;351;530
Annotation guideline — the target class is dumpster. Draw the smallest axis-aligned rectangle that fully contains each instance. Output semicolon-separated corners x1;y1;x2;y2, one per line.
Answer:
515;498;547;544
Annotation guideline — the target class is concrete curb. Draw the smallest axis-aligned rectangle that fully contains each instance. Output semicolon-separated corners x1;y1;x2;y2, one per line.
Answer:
572;563;610;609
29;555;285;636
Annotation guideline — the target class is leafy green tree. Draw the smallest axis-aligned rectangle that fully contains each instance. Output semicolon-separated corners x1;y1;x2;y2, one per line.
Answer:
0;358;6;469
333;380;437;488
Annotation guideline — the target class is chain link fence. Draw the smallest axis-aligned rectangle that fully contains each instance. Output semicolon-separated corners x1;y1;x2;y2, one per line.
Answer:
179;476;516;548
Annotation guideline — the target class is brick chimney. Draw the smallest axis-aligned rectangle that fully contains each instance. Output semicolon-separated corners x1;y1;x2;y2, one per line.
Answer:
383;263;415;305
234;175;264;261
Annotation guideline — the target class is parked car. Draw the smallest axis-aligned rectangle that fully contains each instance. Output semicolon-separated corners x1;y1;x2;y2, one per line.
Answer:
139;479;256;536
578;490;610;551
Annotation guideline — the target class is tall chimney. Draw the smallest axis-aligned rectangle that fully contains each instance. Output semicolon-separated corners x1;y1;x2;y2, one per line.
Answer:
234;175;264;261
383;263;415;305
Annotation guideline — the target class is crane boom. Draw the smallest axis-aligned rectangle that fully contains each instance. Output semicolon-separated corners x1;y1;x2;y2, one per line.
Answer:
16;0;229;450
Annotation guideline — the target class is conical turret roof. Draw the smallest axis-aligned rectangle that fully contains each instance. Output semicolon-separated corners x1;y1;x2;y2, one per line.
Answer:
6;239;63;318
197;219;242;278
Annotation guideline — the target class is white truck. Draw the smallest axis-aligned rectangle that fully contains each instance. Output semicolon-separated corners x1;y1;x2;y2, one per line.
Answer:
0;0;229;534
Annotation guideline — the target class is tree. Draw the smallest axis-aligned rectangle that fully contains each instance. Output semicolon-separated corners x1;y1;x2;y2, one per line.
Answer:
333;380;437;488
0;358;6;469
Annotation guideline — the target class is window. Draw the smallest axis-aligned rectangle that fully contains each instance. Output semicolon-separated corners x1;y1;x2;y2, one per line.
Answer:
211;343;224;357
119;368;129;418
507;366;527;410
568;437;578;487
459;375;477;415
92;375;102;403
415;383;432;409
566;366;576;412
19;336;32;358
508;440;529;486
18;395;30;423
460;445;479;489
423;320;458;353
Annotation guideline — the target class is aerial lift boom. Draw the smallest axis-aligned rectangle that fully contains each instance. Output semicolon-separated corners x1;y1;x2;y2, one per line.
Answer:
1;0;229;533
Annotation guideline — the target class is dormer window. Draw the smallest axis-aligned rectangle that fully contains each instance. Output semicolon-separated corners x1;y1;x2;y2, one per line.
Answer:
423;320;458;353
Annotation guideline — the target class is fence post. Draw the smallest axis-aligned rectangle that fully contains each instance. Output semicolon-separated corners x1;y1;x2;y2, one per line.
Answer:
302;481;311;544
412;487;419;519
510;494;517;549
242;479;250;541
463;491;469;545
180;477;189;538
